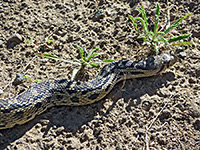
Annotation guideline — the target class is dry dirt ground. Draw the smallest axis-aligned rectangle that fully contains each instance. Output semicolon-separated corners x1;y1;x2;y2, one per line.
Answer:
0;0;199;149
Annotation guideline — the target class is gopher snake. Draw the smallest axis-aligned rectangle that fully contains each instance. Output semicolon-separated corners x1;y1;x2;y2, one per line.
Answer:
0;54;177;129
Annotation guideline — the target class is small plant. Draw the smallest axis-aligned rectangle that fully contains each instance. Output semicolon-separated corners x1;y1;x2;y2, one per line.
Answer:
36;45;114;81
23;75;42;83
129;3;193;55
26;37;54;51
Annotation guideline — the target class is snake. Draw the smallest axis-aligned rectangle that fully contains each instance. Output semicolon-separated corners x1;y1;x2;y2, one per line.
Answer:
0;53;177;129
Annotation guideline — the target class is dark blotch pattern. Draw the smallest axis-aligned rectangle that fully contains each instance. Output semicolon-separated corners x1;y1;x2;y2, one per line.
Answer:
1;108;11;114
13;110;24;118
35;102;42;108
70;96;80;103
81;90;88;95
88;93;100;100
58;79;68;84
57;95;64;99
33;94;43;102
67;90;77;94
120;60;129;66
46;96;52;103
105;84;111;92
65;81;73;89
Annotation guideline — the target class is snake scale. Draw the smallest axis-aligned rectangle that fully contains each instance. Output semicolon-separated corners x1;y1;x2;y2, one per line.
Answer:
0;54;177;129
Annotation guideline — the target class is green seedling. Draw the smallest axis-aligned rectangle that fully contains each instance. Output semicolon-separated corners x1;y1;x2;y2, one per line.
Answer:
36;45;114;80
26;38;54;51
23;75;42;83
129;3;193;55
45;38;54;44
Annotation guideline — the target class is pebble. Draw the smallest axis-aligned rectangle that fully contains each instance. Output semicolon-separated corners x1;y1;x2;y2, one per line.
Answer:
137;129;144;135
55;126;65;136
7;33;23;43
93;10;104;21
42;58;49;63
179;52;187;58
12;73;26;86
159;109;172;120
193;119;200;130
0;40;3;48
7;33;23;49
142;100;152;111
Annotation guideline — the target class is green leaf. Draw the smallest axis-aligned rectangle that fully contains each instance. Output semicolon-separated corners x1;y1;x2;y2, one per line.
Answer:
38;53;80;65
154;32;165;37
129;15;139;33
23;75;32;82
154;3;160;33
26;39;33;43
138;34;147;42
167;42;193;46
34;79;42;83
173;13;192;26
156;37;168;45
45;38;54;44
86;53;98;62
42;53;60;59
89;63;100;68
146;32;154;40
76;45;84;59
103;59;114;62
137;5;148;32
168;34;190;43
86;47;99;61
164;24;178;34
164;13;192;34
152;43;159;55
153;32;166;41
134;17;148;34
90;60;114;65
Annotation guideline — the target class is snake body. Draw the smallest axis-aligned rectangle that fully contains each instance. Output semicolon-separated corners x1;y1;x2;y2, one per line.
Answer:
0;54;177;129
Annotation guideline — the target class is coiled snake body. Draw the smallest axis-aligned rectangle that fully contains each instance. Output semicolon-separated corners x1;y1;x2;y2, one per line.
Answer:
0;54;177;129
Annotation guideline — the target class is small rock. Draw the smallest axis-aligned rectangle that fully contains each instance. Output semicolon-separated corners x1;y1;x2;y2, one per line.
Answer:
193;119;200;130
179;52;187;58
122;56;126;60
116;144;123;150
12;73;26;86
93;10;104;21
7;33;23;49
137;129;144;135
42;58;49;63
7;33;23;43
157;135;167;145
0;40;3;48
39;119;50;126
55;126;65;135
142;100;152;111
55;30;67;37
159;109;172;120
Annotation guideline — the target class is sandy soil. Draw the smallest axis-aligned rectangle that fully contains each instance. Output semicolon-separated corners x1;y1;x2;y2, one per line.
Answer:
0;0;199;149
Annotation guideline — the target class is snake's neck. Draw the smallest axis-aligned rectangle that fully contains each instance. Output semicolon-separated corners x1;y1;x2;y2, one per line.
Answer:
50;72;118;106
